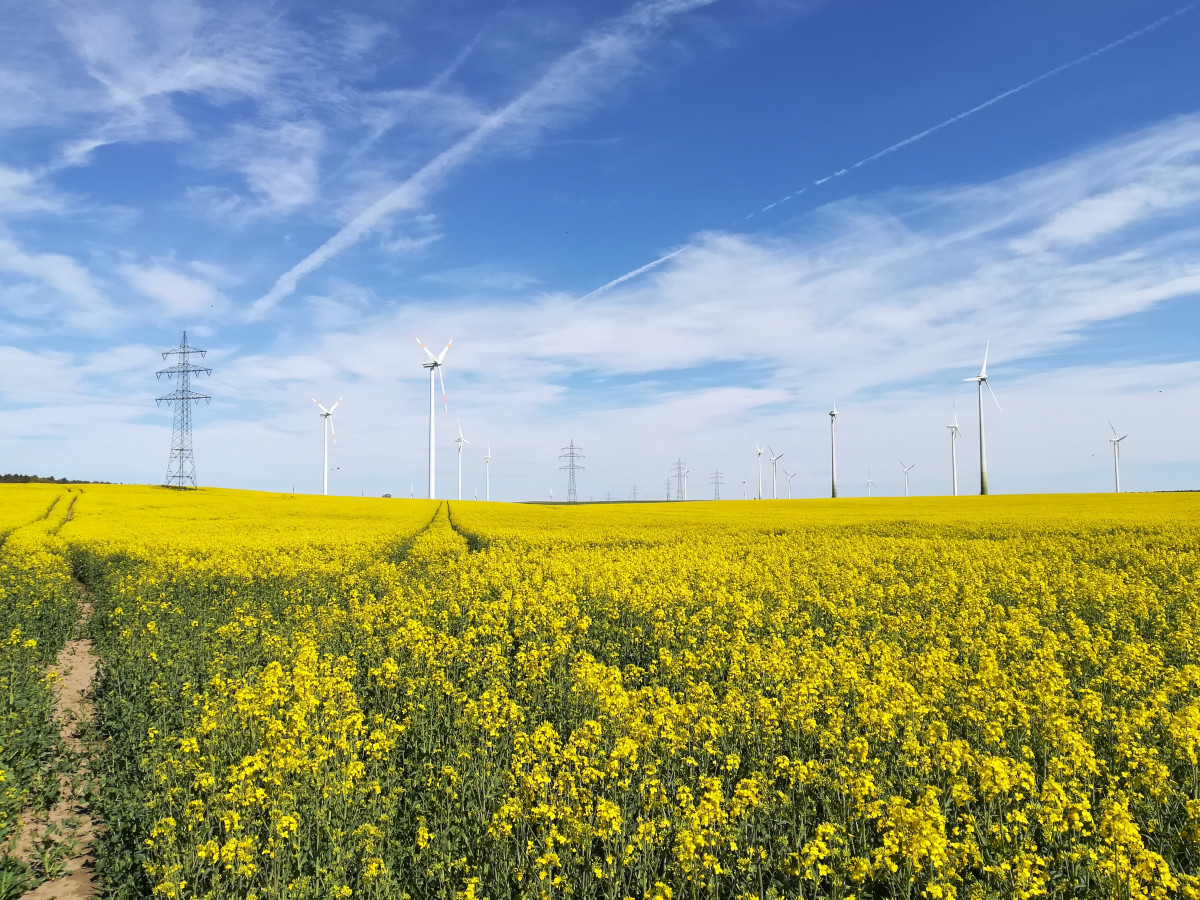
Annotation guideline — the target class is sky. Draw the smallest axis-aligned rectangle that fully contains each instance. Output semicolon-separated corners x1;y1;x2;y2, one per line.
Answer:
1;0;1199;501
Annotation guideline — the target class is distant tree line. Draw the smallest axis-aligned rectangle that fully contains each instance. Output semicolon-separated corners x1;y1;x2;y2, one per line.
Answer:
0;474;116;484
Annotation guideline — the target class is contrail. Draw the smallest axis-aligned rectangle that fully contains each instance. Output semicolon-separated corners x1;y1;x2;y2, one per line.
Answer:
578;247;684;300
582;1;1197;298
247;0;720;321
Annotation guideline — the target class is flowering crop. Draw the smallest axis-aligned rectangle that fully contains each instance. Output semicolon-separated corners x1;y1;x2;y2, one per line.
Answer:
0;485;81;877
4;485;1198;898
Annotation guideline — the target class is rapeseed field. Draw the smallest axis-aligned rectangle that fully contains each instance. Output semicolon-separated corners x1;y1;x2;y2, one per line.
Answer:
1;485;1197;898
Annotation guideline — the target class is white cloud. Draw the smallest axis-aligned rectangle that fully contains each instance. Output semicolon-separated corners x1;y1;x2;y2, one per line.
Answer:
118;262;226;316
192;121;325;222
0;233;115;329
247;0;722;319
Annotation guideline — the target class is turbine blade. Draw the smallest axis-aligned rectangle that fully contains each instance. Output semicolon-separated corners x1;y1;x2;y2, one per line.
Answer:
1109;421;1118;437
414;334;438;363
438;364;448;412
986;380;1003;412
329;418;336;445
329;396;342;413
312;398;329;414
437;338;454;363
980;340;990;378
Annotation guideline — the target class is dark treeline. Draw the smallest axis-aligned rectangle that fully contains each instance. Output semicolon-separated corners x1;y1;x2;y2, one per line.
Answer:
0;474;115;484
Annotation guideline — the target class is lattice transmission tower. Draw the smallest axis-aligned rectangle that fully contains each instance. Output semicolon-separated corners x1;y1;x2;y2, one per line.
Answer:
710;468;724;500
672;459;687;501
559;440;585;503
156;331;211;489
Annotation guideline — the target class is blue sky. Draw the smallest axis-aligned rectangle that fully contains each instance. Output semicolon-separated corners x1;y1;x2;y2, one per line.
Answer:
1;0;1199;500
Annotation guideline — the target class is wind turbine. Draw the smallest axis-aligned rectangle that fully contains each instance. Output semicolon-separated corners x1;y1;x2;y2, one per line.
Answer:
829;404;838;498
769;447;784;499
755;446;765;500
741;480;747;500
784;470;796;499
484;442;492;502
964;342;1001;495
866;468;876;498
455;419;470;501
311;396;341;496
415;335;453;499
1108;422;1128;493
899;460;916;497
947;403;961;497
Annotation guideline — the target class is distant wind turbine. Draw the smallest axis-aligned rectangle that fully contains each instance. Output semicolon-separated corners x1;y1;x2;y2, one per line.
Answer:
866;468;876;498
964;342;1001;495
829;404;838;498
947;403;961;497
741;480;747;500
900;460;916;497
784;470;796;499
415;335;453;499
455;419;470;501
769;447;784;499
485;442;492;502
1108;422;1129;493
312;396;341;496
755;446;765;500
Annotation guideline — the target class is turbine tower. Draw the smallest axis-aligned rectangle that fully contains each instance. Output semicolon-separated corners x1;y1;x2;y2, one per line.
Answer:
947;404;961;497
769;447;784;499
866;468;876;498
829;404;838;498
312;396;342;496
899;460;916;497
1108;422;1128;493
755;446;765;500
455;420;470;500
964;342;1001;495
415;335;453;499
484;442;492;501
156;331;211;489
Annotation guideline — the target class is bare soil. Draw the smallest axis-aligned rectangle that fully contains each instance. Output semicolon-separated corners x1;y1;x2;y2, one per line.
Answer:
18;592;100;900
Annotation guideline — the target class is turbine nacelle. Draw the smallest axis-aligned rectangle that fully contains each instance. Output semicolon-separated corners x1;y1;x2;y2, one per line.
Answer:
415;335;453;411
313;396;342;444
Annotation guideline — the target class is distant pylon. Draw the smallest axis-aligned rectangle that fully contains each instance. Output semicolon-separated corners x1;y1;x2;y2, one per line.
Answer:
156;331;211;489
631;485;638;501
664;477;672;501
559;440;585;503
709;468;724;500
671;459;687;501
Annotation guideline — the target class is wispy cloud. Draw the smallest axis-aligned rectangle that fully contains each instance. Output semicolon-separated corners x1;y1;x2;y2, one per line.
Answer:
588;1;1200;291
247;0;722;320
118;261;228;317
190;121;326;223
0;233;114;329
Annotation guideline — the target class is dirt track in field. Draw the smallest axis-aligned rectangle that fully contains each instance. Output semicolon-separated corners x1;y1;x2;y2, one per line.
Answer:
19;588;100;900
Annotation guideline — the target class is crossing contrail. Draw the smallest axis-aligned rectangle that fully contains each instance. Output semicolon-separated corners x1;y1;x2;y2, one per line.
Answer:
580;1;1198;300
